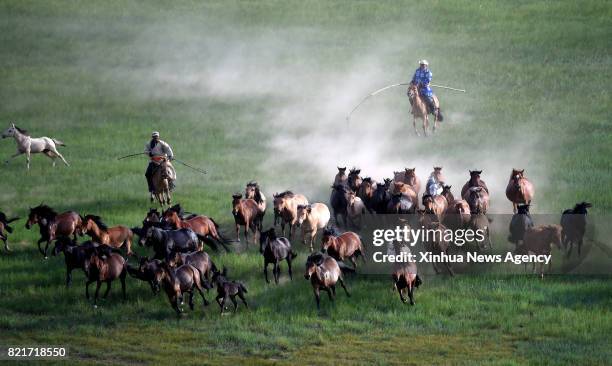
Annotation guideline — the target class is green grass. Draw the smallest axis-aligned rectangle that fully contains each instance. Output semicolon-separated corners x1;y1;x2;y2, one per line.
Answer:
0;0;611;364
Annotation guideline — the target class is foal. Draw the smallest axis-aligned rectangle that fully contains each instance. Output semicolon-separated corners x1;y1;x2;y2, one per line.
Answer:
211;267;248;315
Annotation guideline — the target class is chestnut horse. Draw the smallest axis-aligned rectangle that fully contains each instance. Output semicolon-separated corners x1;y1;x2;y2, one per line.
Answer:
162;210;230;252
81;215;134;255
461;170;489;199
357;177;376;213
231;193;262;245
394;168;421;196
407;84;441;136
321;228;365;270
304;252;350;310
422;193;448;222
150;157;175;207
444;200;471;230
26;204;82;258
505;169;535;213
465;187;490;214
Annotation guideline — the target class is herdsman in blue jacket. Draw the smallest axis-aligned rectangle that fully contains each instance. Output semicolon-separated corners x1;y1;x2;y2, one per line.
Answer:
410;60;443;121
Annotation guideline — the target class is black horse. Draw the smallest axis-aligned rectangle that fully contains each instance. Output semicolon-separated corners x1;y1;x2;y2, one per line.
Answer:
561;202;592;257
211;267;248;315
0;211;18;252
508;204;534;245
138;226;202;261
372;178;392;214
259;228;297;284
330;184;350;227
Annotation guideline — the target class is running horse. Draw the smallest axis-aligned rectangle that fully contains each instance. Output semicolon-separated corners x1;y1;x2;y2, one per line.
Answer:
505;169;535;213
81;215;134;256
25;204;82;258
1;123;69;169
407;84;442;136
162;209;230;252
150;156;176;207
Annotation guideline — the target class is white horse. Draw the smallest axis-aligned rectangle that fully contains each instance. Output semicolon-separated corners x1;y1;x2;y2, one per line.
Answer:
1;123;69;169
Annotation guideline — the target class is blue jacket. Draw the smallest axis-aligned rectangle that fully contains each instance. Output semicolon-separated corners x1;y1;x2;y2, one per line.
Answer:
411;68;433;97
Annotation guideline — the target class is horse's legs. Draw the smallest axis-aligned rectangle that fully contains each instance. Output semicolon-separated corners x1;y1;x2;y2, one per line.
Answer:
413;115;420;136
408;285;415;305
330;285;337;299
188;290;195;310
263;260;270;283
120;270;127;300
85;279;94;299
423;115;429;137
43;240;50;258
5;151;22;164
244;220;249;245
25;149;31;170
37;238;46;257
349;256;358;271
397;285;407;303
235;223;240;242
309;231;316;252
220;295;229;315
102;281;112;299
94;281;102;306
274;260;280;284
339;277;350;297
287;258;293;280
238;291;248;308
230;295;238;312
313;286;321;310
66;268;73;287
51;148;69;167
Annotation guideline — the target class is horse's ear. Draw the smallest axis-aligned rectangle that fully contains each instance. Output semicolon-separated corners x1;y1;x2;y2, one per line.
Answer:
520;169;524;174
10;123;15;127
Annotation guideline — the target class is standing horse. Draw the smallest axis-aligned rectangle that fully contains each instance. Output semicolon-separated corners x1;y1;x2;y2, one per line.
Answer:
162;210;230;252
81;215;134;256
26;204;82;258
150;158;175;207
461;170;489;199
0;212;19;252
505;169;535;213
407;84;441;136
231;193;262;245
1;123;69;169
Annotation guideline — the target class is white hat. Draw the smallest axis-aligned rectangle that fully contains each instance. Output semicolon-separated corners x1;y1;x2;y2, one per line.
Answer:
152;131;160;138
418;59;429;66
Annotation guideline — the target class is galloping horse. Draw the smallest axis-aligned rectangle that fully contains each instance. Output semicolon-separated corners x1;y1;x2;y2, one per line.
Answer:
162;209;230;252
150;156;176;207
26;204;82;258
505;169;535;213
245;181;266;228
1;123;69;169
347;168;362;193
81;215;134;255
407;84;441;136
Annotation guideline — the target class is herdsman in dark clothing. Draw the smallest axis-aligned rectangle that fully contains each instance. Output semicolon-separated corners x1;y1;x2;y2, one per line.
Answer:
144;131;175;195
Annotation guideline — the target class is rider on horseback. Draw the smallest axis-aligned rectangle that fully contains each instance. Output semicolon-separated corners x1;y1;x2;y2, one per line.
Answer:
145;131;175;194
410;60;442;120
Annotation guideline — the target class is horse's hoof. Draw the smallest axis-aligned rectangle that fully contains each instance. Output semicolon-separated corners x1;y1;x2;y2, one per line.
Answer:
44;256;48;260
93;305;98;309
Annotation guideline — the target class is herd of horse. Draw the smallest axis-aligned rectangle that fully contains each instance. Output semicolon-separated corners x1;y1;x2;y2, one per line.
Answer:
0;165;592;312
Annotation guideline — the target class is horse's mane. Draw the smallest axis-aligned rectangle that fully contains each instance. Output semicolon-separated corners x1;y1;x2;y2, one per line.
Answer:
31;204;57;219
14;126;29;136
85;214;108;231
323;226;340;237
277;190;294;198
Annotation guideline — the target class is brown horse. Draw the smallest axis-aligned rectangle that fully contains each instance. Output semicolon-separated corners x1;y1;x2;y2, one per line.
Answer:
505;169;535;213
394;168;421;195
169;251;217;286
422;193;448;222
321;228;365;270
390;181;418;207
231;193;262;245
469;212;492;250
245;181;266;228
81;215;134;255
407;83;441;136
273;191;309;239
304;252;350;310
418;213;454;276
162;210;230;252
333;167;348;186
159;261;208;315
150;158;175;207
461;170;489;199
25;204;82;258
515;225;563;278
444;200;471;230
347;168;362;193
84;247;127;307
441;185;455;208
465;187;490;214
392;261;422;305
357;177;376;213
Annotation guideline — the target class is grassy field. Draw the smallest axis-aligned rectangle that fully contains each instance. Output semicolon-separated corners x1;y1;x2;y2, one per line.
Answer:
0;0;611;364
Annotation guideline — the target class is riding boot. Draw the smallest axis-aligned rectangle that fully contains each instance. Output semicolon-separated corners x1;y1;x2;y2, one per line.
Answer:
145;163;155;193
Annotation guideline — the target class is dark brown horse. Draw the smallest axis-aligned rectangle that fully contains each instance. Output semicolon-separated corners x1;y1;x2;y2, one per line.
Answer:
422;193;447;222
245;181;266;229
169;251;217;285
560;202;592;258
211;267;249;315
25;204;82;258
505;169;535;213
0;212;18;252
162;210;230;252
465;187;490;214
333;167;348;186
441;185;455;208
231;193;262;245
443;200;471;230
84;247;127;307
394;168;421;196
159;261;208;315
304;252;350;310
259;228;297;284
81;215;134;255
357;177;376;213
347;167;362;193
321;228;365;270
461;170;489;199
515;225;563;278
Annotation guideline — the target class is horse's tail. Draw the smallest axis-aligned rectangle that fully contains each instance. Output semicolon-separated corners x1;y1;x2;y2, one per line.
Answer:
52;138;66;147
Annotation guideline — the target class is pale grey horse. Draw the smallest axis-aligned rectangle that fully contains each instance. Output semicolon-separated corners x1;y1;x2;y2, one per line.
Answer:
1;123;69;169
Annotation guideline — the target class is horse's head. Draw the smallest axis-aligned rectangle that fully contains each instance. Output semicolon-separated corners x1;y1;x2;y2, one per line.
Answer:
296;204;311;226
1;123;15;138
245;183;256;200
404;167;416;178
469;170;483;181
161;209;179;226
304;252;325;280
139;225;157;246
259;227;276;253
232;193;243;216
25;207;37;229
510;169;524;185
408;84;418;99
337;167;346;174
574;202;593;214
383;178;392;188
321;227;338;251
422;194;434;211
